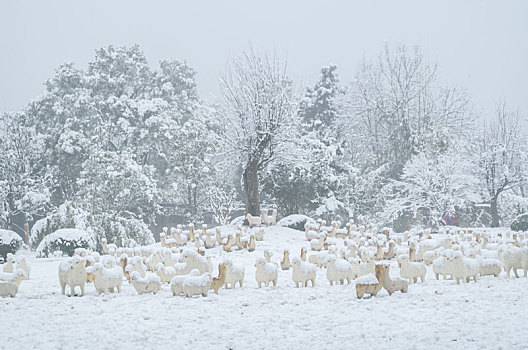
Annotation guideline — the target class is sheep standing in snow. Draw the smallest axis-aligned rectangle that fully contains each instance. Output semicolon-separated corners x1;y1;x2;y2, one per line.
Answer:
432;255;453;280
310;233;326;251
0;270;26;297
101;238;117;256
355;264;383;299
16;256;30;280
182;273;212;297
248;234;256;252
58;256;87;296
280;249;291;270
291;257;316;288
88;263;123;294
300;247;307;262
223;259;245;288
380;264;408;295
255;229;265;241
478;258;502;277
210;263;227;294
263;249;273;263
246;214;261;227
499;246;528;278
125;256;147;280
171;269;200;296
235;232;248;250
383;241;396;260
204;231;217;249
155;263;177;283
451;252;479;284
222;235;234;252
261;209;277;226
254;258;278;288
398;255;426;284
323;255;354;285
180;250;212;274
130;272;161;294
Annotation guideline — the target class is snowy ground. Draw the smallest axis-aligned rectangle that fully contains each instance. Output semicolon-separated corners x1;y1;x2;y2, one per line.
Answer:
2;226;528;349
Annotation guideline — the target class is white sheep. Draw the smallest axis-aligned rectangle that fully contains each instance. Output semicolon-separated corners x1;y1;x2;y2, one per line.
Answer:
280;249;291;270
323;255;354;285
58;256;87;296
246;213;261;227
171;269;200;296
180;249;212;274
2;253;15;273
130;271;161;294
254;257;278;288
478;258;502;277
263;249;273;263
305;229;319;241
499;246;528;278
432;255;453;280
223;259;245;288
182;273;212;297
397;255;426;284
155;263;178;283
88;262;123;294
255;229;265;241
0;280;21;297
291;256;316;287
261;209;277;226
16;256;31;280
125;256;147;279
0;268;26;287
310;233;326;251
451;252;480;284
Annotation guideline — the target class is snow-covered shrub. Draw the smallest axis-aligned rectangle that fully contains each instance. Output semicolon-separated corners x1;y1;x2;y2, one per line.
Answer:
36;228;95;258
0;229;23;260
511;213;528;232
277;214;315;232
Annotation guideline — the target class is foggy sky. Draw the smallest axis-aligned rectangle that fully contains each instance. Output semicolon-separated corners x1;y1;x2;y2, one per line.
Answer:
1;1;527;119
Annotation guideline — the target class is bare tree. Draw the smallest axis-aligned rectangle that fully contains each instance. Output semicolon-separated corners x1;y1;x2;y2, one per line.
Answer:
218;48;299;217
478;103;527;227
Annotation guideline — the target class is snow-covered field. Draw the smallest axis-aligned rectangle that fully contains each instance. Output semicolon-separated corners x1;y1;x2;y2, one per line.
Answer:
2;226;528;349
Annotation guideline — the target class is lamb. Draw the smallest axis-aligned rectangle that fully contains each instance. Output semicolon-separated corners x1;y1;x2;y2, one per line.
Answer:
246;213;261;227
58;256;87;296
397;255;426;284
499;246;528;278
210;263;227;294
16;256;31;280
171;269;200;296
280;249;291;270
182;273;212;297
355;264;383;299
223;259;245;288
323;255;354;285
2;253;14;273
88;263;123;294
432;255;453;280
450;252;479;284
130;271;161;294
261;209;277;226
254;258;278;288
379;264;408;295
291;256;316;287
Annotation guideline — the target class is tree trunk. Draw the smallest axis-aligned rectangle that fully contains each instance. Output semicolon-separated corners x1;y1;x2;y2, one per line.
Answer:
243;162;260;218
490;194;500;227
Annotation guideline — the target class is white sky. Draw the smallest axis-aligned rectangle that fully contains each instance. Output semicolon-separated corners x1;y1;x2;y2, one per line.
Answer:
1;0;527;120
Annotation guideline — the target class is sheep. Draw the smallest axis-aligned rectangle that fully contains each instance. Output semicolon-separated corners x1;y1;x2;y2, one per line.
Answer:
355;264;383;299
16;256;31;280
291;256;316;288
323;255;354;285
305;230;319;241
356;257;375;277
155;263;178;283
255;229;265;241
88;262;123;294
0;268;26;287
310;233;326;251
235;232;249;250
383;241;396;260
58;256;87;296
130;272;161;294
182;272;212;297
248;234;256;252
204;231;217;249
101;238;117;256
162;250;180;266
223;259;245;288
254;258;278;288
215;228;224;245
222;235;234;252
180;249;212;274
0;280;21;297
423;250;441;266
417;237;452;260
280;249;291;270
374;243;384;261
160;232;177;248
263;249;273;263
432;255;453;280
261;209;277;226
478;258;502;277
125;256;147;279
172;228;188;246
145;251;162;271
499;246;528;278
2;253;14;273
210;263;227;294
246;213;261;227
397;255;426;284
300;247;307;262
451;252;480;284
171;269;200;296
379;264;408;295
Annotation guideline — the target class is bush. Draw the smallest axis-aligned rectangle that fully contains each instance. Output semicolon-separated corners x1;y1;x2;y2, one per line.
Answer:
0;229;23;260
277;214;315;232
36;228;95;258
511;213;528;232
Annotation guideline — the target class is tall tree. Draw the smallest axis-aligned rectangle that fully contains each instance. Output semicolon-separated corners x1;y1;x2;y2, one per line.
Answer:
218;48;299;217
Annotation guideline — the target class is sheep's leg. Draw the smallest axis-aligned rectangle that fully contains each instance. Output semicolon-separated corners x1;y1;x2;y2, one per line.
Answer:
473;275;478;282
456;277;460;285
239;280;243;288
421;275;425;283
272;279;277;287
339;279;344;285
311;279;315;287
60;283;66;295
435;273;439;280
413;277;417;284
513;268;519;278
329;280;333;286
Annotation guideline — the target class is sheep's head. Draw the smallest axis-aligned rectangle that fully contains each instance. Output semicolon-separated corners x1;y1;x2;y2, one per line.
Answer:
130;271;140;281
291;257;301;267
322;255;336;267
254;258;266;268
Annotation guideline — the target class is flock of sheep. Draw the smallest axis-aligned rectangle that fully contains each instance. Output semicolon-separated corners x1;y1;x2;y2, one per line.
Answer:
1;209;528;299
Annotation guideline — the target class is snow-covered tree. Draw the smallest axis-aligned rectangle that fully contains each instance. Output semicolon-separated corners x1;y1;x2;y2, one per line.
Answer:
218;48;299;217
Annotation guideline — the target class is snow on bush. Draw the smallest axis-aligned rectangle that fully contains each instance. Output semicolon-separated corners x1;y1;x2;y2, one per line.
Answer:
510;213;528;232
36;228;95;258
0;229;23;260
277;214;315;232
